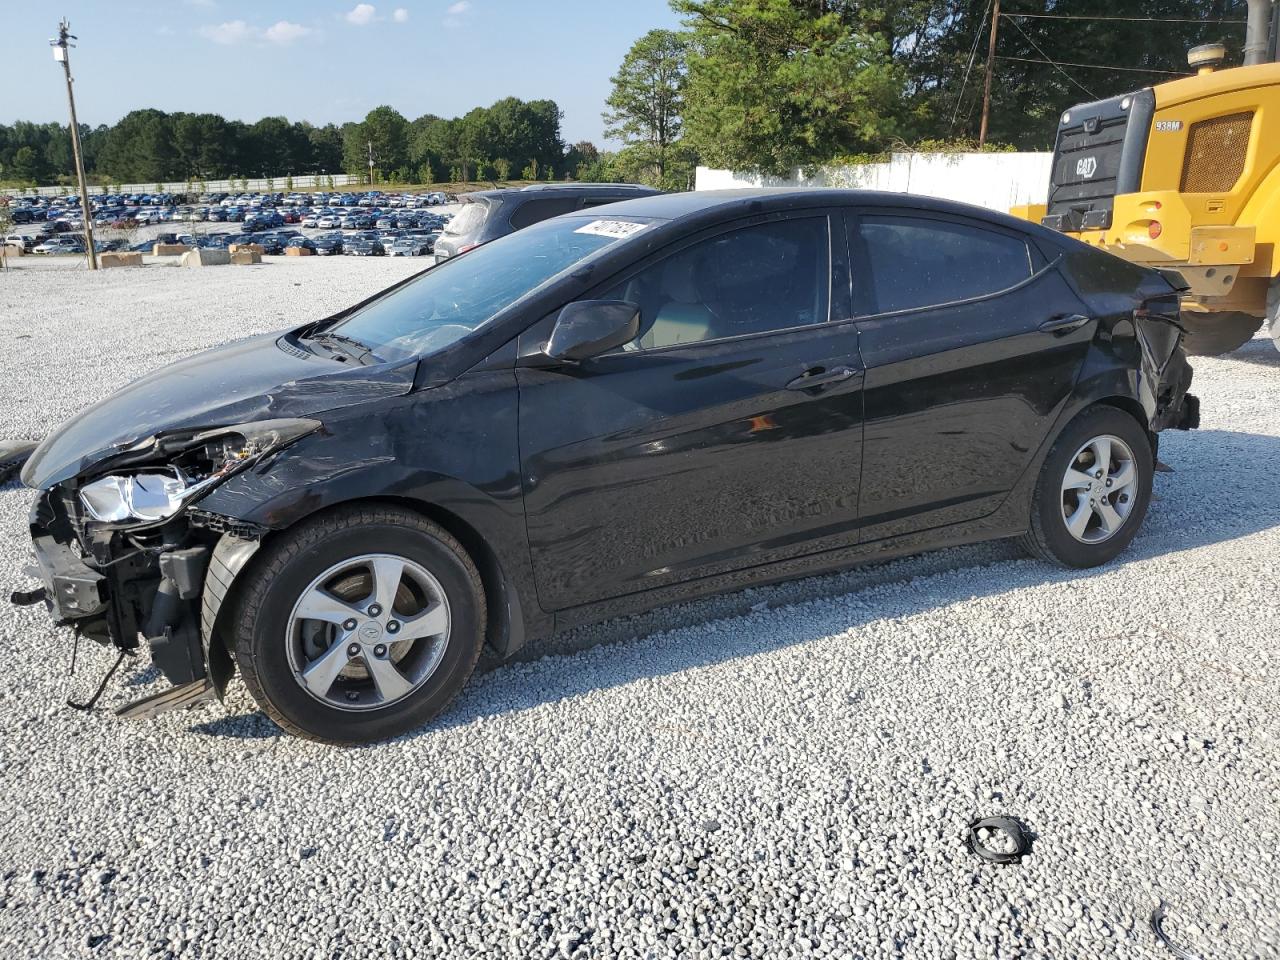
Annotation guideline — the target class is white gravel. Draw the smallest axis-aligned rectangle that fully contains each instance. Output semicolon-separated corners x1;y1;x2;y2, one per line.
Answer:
0;260;1277;959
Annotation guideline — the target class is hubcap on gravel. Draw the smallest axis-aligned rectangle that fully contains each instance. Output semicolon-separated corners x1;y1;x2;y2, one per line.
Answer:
1059;434;1138;544
286;553;451;711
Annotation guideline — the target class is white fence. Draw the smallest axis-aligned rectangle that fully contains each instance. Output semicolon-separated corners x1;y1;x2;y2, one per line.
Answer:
696;152;1054;212
27;173;361;198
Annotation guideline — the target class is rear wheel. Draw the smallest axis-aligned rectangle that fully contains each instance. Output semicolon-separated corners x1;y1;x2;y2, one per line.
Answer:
232;505;485;743
1266;278;1280;354
1179;309;1262;356
1020;406;1153;568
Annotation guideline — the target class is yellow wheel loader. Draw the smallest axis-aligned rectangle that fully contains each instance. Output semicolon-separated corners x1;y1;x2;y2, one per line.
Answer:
1012;1;1280;355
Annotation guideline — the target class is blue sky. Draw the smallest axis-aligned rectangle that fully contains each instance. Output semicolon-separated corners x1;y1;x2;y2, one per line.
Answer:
4;1;683;146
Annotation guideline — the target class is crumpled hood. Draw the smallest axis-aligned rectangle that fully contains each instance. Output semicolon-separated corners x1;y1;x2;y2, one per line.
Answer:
22;332;418;489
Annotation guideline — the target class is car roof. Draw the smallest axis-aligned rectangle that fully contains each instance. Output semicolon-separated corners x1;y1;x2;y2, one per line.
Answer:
590;188;1059;239
462;183;660;202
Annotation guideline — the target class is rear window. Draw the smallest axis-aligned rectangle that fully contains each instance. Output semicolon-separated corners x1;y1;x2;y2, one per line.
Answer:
443;200;491;236
508;197;584;230
857;215;1032;314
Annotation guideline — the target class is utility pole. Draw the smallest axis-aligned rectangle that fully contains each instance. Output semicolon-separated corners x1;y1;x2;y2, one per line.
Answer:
51;19;97;270
367;140;375;186
978;0;1001;148
1243;0;1272;65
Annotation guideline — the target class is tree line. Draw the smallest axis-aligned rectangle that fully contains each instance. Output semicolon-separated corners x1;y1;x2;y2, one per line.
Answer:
0;96;576;187
1;113;345;186
1;0;1250;189
595;0;1248;183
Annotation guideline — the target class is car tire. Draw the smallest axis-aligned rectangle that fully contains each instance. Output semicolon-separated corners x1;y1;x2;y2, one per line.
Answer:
1019;406;1153;568
1266;278;1280;354
1179;309;1263;356
231;504;485;744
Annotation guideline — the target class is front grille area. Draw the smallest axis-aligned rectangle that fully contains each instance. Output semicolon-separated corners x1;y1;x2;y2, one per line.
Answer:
1180;111;1253;193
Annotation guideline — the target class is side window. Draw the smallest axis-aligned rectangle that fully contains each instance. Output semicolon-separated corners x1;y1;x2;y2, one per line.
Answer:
857;215;1032;314
509;197;583;230
605;217;830;351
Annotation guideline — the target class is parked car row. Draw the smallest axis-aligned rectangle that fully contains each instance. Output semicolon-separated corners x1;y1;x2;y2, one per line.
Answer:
2;234;130;255
101;226;442;258
2;189;454;231
6;222;440;259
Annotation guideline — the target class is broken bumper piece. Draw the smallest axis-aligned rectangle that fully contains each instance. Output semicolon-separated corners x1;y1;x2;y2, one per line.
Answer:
16;494;242;717
115;678;217;720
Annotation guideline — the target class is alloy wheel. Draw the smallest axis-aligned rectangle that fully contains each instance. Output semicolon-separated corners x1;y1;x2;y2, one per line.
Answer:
285;553;451;712
1059;434;1139;544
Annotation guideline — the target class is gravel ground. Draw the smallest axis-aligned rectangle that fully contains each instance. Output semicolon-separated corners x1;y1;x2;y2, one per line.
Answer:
0;260;1277;960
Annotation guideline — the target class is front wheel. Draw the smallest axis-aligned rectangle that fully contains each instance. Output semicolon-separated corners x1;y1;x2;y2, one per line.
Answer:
1020;406;1153;568
231;505;486;743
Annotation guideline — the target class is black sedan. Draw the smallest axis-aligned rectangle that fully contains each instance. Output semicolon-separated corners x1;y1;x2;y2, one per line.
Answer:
253;234;286;255
17;190;1197;743
312;235;344;256
344;236;384;256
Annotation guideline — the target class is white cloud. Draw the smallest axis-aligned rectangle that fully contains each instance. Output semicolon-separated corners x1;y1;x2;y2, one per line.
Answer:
184;0;216;7
263;20;312;44
446;1;469;13
345;3;377;25
199;20;251;44
392;7;410;22
199;18;315;46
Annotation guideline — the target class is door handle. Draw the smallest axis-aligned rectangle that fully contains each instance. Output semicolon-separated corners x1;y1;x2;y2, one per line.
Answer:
1039;313;1092;335
786;365;859;390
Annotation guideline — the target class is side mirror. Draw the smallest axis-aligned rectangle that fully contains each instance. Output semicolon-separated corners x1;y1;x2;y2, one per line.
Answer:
545;300;641;362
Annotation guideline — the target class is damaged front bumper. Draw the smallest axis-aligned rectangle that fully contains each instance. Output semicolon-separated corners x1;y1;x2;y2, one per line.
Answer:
18;490;263;715
14;419;318;716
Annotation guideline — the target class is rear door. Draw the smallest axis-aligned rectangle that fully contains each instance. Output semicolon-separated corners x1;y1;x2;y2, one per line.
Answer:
849;209;1094;542
517;210;866;611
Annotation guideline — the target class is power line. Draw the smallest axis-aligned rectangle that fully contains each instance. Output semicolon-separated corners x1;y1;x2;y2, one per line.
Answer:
1003;13;1099;99
996;55;1194;77
1002;12;1245;24
950;0;992;132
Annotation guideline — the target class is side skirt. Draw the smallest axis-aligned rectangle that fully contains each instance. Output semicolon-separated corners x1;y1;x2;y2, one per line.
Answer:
548;513;1029;635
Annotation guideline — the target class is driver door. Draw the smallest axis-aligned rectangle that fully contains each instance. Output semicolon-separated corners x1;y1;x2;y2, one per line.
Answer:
517;211;867;611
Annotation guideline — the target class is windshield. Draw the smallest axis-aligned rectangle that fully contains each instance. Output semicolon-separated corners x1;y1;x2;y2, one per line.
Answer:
326;215;655;361
443;199;489;236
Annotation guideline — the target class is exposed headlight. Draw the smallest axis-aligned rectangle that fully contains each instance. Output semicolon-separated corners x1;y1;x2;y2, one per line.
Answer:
80;469;189;522
76;418;320;525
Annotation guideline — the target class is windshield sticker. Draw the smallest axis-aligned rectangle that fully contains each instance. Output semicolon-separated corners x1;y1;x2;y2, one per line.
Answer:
574;219;649;239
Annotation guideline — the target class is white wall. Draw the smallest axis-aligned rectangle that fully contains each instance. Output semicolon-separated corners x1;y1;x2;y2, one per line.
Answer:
29;173;361;198
696;152;1053;212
